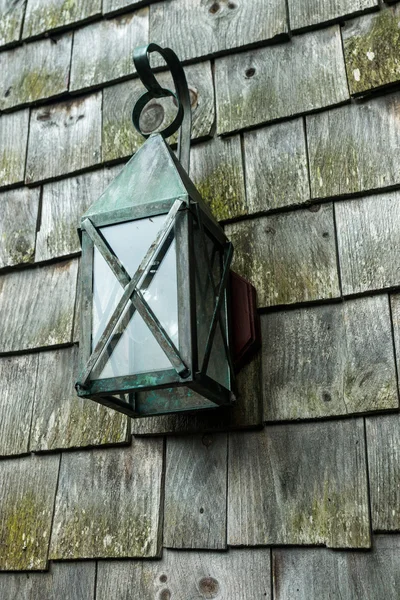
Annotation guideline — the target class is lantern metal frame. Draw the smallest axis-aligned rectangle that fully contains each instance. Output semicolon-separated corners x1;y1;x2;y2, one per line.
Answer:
75;43;236;418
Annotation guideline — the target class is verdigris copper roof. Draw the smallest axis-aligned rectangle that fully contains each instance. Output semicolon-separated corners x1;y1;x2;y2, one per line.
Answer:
0;0;400;597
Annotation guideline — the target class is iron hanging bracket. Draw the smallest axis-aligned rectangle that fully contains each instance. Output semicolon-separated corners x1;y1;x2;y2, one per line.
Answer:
132;43;192;175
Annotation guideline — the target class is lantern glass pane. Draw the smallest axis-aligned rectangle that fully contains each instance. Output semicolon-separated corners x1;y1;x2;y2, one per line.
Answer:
91;215;179;379
194;224;230;389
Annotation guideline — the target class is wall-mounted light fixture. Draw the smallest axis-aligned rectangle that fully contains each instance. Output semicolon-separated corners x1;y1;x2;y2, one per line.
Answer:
75;44;260;418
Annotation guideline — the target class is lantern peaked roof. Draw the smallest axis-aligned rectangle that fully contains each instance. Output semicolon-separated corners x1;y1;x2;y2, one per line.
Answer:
82;133;212;224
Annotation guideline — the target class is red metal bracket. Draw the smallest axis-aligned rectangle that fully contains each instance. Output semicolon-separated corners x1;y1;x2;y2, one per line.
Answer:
230;271;261;372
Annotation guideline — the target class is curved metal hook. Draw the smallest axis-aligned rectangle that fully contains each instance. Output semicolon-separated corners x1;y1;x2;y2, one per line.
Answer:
132;43;192;174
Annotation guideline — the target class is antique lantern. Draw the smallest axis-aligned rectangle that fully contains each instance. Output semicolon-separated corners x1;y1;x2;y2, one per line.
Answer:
75;44;259;418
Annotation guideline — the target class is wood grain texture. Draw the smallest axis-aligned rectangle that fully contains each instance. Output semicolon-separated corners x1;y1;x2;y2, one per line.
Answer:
0;187;39;268
273;536;400;600
288;0;378;32
102;62;214;162
307;93;400;198
263;295;398;421
104;0;156;14
97;548;271;600
26;93;101;184
0;354;38;457
23;0;101;39
190;134;247;221
150;0;288;63
228;420;370;548
30;346;129;452
164;433;227;549
215;27;349;135
0;0;25;48
244;118;310;213
35;165;121;262
0;562;95;599
70;10;148;92
343;6;400;95
132;350;263;435
0;453;60;570
0;109;29;187
0;33;72;111
0;259;78;352
49;438;163;559
225;204;340;308
366;414;400;531
336;191;400;295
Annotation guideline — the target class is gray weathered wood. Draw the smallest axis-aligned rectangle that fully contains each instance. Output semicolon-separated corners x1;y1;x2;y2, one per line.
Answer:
225;204;340;308
228;420;370;548
0;187;39;268
102;62;214;162
0;0;25;48
0;110;29;187
23;0;101;39
97;548;271;600
150;0;288;63
307;93;400;198
0;453;60;570
0;33;72;111
0;259;78;352
164;433;227;549
336;191;400;295
190;134;246;221
0;562;95;599
288;0;378;32
103;0;156;14
366;413;400;531
30;346;129;452
26;93;101;183
263;295;398;421
49;438;163;559
70;10;148;92
244;118;310;213
35;165;122;262
215;27;349;135
343;6;400;96
273;536;400;600
132;350;263;436
0;354;38;457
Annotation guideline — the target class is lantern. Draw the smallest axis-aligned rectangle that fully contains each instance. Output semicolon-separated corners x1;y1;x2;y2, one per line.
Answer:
75;44;259;418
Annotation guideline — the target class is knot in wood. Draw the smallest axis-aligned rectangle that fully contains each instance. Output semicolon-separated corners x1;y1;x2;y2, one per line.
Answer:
199;576;220;597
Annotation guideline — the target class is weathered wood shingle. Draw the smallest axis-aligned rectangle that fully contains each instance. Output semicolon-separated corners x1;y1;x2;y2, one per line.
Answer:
150;0;288;63
215;27;349;135
336;191;400;295
164;434;227;549
0;453;60;570
307;93;400;198
0;354;38;457
97;548;271;600
244;118;310;213
262;295;398;421
102;62;214;162
23;0;101;39
343;6;400;95
49;439;163;559
0;260;78;352
26;94;101;183
288;0;378;32
0;110;29;187
0;187;39;268
228;420;370;548
0;0;25;48
29;346;129;452
226;204;340;308
273;536;400;600
0;33;72;111
70;10;148;92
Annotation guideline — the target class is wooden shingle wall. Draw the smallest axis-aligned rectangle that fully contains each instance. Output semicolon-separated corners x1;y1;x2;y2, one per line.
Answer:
1;0;400;596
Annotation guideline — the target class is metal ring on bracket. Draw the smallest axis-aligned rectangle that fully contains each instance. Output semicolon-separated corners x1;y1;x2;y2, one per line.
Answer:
131;43;192;174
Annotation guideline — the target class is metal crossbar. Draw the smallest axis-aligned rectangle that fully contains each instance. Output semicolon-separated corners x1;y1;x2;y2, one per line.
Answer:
78;199;186;386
